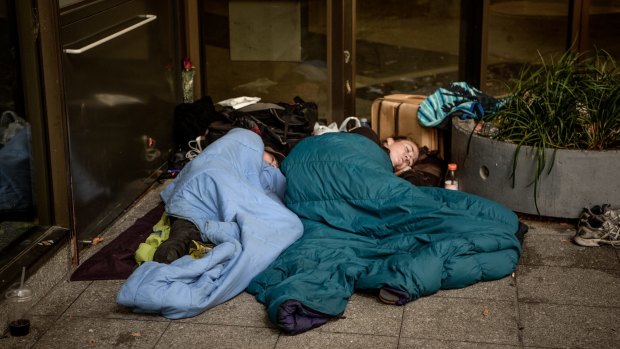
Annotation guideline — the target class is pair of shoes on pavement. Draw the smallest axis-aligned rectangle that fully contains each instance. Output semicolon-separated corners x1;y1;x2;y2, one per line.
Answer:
573;204;620;247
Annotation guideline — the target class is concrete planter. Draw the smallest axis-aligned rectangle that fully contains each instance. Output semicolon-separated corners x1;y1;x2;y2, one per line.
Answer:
450;119;620;218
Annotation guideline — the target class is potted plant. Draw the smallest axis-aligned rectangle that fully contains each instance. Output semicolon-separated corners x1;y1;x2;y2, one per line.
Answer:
451;49;620;218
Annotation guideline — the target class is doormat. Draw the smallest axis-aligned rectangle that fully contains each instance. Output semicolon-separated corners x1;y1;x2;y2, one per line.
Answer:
70;202;164;281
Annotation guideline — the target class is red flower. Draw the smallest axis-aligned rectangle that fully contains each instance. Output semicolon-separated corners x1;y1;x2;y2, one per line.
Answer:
183;57;193;71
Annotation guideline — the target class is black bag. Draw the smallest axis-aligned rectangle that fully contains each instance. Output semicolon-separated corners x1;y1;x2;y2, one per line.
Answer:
172;96;229;152
222;96;318;155
171;95;317;170
168;97;228;172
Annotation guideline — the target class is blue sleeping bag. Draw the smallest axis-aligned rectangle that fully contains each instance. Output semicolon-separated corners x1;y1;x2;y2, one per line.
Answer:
247;132;521;334
116;128;303;318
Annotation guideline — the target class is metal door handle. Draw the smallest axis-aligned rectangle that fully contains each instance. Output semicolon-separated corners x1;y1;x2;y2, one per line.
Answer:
63;14;157;54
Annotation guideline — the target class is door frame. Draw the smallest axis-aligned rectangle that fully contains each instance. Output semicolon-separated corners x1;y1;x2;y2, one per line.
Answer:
329;0;354;121
33;0;74;259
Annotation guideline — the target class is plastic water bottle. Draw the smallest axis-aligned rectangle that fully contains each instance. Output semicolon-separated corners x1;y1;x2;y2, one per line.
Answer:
444;163;459;190
360;118;370;128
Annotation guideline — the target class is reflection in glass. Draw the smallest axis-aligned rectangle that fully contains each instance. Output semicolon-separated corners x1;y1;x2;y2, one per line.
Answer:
202;1;329;121
0;0;37;270
486;0;568;96
355;0;461;120
589;0;620;59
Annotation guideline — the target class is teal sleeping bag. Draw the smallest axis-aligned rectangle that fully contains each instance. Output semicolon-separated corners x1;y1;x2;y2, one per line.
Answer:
247;132;521;334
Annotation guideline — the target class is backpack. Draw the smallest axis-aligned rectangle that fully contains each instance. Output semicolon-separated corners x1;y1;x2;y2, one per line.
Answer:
220;96;318;155
169;96;318;173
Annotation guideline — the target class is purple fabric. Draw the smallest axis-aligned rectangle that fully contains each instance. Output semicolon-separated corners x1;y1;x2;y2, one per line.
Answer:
277;300;331;334
70;203;164;281
382;286;410;305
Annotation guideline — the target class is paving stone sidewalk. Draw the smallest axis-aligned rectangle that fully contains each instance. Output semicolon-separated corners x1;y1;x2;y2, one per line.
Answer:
2;181;619;348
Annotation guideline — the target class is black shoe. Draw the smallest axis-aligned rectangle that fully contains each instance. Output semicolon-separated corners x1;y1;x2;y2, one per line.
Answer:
515;221;529;245
153;218;202;264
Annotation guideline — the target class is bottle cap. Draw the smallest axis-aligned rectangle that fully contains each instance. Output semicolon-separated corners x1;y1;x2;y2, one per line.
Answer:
448;163;457;171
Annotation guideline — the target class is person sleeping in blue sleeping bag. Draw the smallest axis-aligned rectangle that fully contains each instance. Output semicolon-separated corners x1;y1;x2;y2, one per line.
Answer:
152;143;286;264
247;130;527;334
116;128;303;319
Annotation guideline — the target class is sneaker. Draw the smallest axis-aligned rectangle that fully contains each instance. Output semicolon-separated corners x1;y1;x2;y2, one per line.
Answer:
573;217;620;247
515;221;529;245
580;204;620;225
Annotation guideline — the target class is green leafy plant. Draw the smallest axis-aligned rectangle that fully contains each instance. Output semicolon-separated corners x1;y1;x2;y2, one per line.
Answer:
484;49;620;213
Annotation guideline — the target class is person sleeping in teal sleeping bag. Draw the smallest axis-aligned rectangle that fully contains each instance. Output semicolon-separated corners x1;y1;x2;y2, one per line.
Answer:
247;131;525;334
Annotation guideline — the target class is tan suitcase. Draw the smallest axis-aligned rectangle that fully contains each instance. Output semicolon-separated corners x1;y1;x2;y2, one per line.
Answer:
370;94;443;156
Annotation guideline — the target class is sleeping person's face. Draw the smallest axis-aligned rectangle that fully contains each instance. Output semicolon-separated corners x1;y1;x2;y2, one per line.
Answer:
263;151;279;168
384;138;419;172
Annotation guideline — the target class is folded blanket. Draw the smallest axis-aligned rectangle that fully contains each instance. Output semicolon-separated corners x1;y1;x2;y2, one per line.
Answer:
117;128;303;319
247;132;521;334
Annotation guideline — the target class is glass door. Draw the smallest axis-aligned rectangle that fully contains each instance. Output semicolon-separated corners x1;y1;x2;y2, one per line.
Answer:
486;0;569;96
201;0;331;122
354;0;461;120
588;0;620;58
0;0;38;265
199;1;620;126
0;0;33;224
0;0;64;289
484;0;620;96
